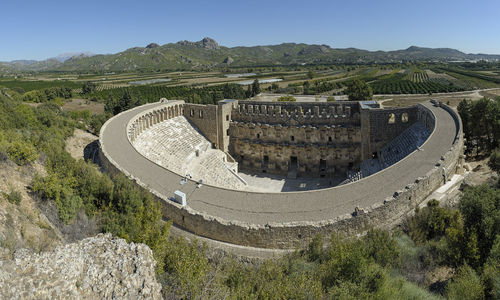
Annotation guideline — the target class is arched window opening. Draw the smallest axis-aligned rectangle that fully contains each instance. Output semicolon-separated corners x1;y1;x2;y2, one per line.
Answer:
388;113;396;124
402;113;409;123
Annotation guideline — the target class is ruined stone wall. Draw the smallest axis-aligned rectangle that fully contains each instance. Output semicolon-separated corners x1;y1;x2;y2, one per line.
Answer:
230;140;360;176
230;101;362;176
229;102;421;177
229;123;361;175
183;103;219;147
230;122;361;144
361;106;419;159
217;100;238;153
232;101;361;126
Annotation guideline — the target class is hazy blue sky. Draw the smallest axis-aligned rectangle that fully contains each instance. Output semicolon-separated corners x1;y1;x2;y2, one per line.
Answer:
2;0;499;61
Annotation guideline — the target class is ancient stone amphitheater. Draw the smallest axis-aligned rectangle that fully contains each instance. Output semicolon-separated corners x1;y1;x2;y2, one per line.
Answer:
99;99;464;249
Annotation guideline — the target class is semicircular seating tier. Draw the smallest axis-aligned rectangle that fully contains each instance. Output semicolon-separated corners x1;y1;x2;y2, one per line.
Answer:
132;116;246;190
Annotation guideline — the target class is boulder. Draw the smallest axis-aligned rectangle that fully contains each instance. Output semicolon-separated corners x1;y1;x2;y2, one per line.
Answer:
0;233;162;299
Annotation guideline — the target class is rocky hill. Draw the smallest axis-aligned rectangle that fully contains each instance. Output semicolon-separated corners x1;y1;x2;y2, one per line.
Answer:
177;37;220;50
0;233;162;299
2;38;500;73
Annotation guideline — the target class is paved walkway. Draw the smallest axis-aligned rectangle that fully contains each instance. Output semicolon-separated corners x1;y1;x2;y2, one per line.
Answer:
101;101;457;226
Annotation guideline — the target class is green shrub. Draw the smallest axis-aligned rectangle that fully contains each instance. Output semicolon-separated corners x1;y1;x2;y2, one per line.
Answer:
446;264;484;300
0;150;8;162
32;173;81;224
56;193;82;224
100;174;169;273
7;141;38;165
89;113;110;134
2;189;22;205
489;149;500;173
379;276;442;300
307;234;324;262
363;229;400;268
223;256;322;299
482;235;500;299
276;95;296;102
459;184;500;267
405;199;459;244
161;237;209;298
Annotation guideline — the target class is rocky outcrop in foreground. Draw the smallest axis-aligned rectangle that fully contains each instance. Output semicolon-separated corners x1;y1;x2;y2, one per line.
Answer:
0;233;162;299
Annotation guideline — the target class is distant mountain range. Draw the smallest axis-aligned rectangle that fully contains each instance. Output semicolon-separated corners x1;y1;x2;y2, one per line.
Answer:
53;52;95;62
1;38;499;73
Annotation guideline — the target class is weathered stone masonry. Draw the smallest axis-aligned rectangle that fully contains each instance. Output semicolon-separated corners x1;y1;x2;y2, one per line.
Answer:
229;101;420;177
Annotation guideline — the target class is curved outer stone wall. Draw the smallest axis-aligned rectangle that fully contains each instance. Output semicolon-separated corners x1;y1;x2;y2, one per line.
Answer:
99;100;463;249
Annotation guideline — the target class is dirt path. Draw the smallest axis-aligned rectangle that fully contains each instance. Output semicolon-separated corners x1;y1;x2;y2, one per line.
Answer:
464;157;498;186
65;129;98;160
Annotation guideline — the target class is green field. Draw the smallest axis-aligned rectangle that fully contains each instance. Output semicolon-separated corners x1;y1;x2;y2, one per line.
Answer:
3;63;500;105
0;79;82;93
369;73;465;94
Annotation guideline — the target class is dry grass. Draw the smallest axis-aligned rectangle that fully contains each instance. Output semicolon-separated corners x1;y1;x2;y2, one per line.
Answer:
426;70;458;81
480;88;500;98
61;99;105;114
65;128;98;160
0;161;62;256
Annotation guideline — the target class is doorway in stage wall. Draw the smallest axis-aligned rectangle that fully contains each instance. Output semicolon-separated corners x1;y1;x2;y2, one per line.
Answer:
288;156;298;179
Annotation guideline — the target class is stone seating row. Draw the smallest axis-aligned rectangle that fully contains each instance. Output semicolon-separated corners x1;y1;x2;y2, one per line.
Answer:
342;122;429;184
195;150;246;190
379;122;429;169
133;116;245;190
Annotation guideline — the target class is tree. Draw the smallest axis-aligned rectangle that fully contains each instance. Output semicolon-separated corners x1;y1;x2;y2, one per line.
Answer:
362;229;400;268
489;149;500;173
303;81;311;94
245;85;252;98
81;81;97;94
445;265;484;300
307;234;324;262
251;79;261;97
345;79;373;100
458;184;500;266
307;70;316;79
482;235;500;299
457;99;473;153
114;91;133;115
